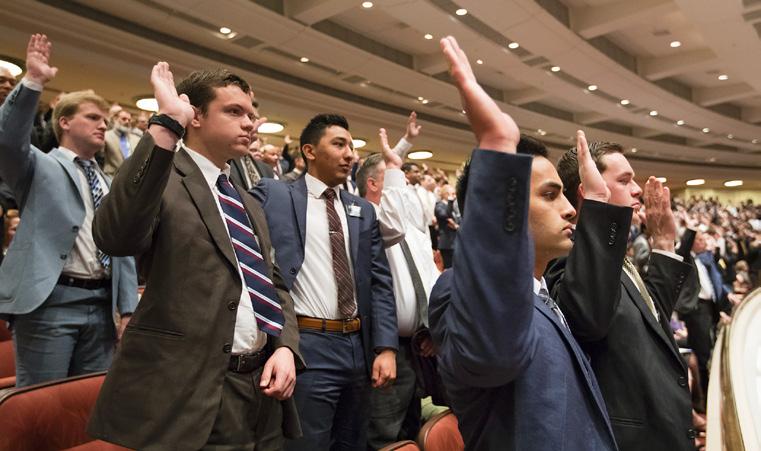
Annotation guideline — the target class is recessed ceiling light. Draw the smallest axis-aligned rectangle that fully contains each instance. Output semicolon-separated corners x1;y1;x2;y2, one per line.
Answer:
708;157;717;162
753;139;759;144
417;96;424;101
424;33;433;40
656;177;667;183
0;60;22;77
352;138;367;149
258;122;285;134
670;40;682;48
702;127;710;133
476;59;483;65
727;134;734;139
136;97;159;112
631;147;638;153
550;66;560;72
421;99;430;104
686;179;705;186
587;84;598;91
620;99;630;105
219;27;232;34
724;180;743;187
537;129;547;136
362;1;374;8
461;110;466;115
649;110;658;116
455;8;468;16
718;74;728;81
676;120;685;125
300;57;310;63
508;42;520;49
408;150;433;160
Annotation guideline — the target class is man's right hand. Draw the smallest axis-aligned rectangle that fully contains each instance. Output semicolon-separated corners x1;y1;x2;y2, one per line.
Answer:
150;62;194;128
439;36;518;153
25;34;58;86
577;130;611;203
379;127;403;169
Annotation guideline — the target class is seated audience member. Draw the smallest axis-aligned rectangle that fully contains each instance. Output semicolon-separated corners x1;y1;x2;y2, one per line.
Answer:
0;34;137;387
428;36;618;451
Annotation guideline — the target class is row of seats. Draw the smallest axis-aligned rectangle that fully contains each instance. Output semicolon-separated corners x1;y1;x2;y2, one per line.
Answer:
0;368;464;451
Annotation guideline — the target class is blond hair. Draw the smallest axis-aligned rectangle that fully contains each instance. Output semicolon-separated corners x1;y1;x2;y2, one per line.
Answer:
52;90;109;141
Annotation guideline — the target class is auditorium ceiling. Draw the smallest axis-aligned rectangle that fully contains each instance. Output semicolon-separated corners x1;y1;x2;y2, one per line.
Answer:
1;0;760;189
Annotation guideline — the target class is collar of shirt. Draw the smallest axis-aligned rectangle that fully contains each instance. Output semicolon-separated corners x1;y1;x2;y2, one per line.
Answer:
58;146;97;165
182;142;231;190
532;277;548;296
305;172;340;200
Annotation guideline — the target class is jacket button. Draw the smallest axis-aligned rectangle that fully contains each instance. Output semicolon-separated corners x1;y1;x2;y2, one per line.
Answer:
72;226;79;232
289;268;296;275
508;177;517;186
686;428;696;439
505;223;515;232
133;176;140;184
60;254;67;260
228;302;237;311
222;343;232;353
678;376;687;387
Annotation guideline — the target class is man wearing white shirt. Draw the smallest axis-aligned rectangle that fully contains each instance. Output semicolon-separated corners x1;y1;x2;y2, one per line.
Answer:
358;125;441;449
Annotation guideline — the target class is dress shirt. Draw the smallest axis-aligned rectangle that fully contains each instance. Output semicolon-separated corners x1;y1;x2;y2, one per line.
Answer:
375;168;440;336
185;146;266;354
391;137;428;235
622;248;683;287
692;253;715;301
57;146;110;280
532;277;548;296
291;173;357;319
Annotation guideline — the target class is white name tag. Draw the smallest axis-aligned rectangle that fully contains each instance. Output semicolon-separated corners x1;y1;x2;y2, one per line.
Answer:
347;204;362;217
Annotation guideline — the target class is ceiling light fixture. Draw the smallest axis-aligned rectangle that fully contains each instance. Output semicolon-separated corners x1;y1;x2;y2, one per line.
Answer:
0;60;22;77
537;129;547;136
670;40;682;48
587;84;598;91
550;66;560;72
476;59;483;65
656;177;667;183
702;127;710;133
219;27;232;34
362;1;374;8
727;134;734;139
649;110;658;116
686;179;705;186
620;99;630;105
718;74;728;81
258;122;285;134
631;148;638;153
135;97;159;112
753;139;759;144
455;8;467;16
424;33;433;40
352;138;367;149
676;120;685;125
299;57;310;63
417;96;424;101
508;42;520;49
408;150;433;160
421;99;430;104
724;180;743;187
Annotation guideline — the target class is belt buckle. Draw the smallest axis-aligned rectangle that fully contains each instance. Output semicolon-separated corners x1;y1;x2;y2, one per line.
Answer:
342;319;350;334
235;355;246;372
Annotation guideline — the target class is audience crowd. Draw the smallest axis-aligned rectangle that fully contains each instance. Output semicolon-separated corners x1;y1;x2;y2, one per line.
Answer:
0;33;759;451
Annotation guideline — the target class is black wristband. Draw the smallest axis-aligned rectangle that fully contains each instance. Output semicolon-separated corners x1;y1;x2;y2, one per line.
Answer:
148;113;185;138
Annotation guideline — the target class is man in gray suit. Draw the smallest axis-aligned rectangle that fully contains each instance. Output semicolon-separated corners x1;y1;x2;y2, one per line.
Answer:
0;34;137;387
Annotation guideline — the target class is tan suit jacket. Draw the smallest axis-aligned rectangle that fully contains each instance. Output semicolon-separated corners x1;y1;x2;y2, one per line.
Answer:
101;129;141;176
87;133;303;450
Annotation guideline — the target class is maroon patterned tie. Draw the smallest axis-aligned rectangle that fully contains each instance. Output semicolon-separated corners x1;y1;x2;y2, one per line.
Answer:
322;188;356;318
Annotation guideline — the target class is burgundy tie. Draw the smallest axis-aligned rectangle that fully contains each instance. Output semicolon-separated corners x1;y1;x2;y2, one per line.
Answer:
322;188;356;318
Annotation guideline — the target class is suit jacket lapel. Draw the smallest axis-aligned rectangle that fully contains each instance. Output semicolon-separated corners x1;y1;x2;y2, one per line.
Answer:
621;275;686;370
50;148;85;206
339;190;360;265
290;177;308;249
175;149;238;271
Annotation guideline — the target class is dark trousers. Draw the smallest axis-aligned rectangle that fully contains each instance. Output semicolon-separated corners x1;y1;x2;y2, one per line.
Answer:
368;338;421;450
203;367;284;450
440;249;454;269
681;299;716;411
286;330;369;451
11;284;114;387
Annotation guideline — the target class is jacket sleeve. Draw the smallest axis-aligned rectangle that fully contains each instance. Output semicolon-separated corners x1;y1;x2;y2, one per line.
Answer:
0;84;39;205
368;205;399;352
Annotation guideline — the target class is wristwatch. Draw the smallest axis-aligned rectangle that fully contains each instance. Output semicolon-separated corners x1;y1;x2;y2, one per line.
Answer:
148;113;185;138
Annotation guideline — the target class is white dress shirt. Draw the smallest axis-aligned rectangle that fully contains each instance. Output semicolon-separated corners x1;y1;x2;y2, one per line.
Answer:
375;168;441;336
692;253;715;301
291;173;357;319
58;147;110;280
185;146;266;354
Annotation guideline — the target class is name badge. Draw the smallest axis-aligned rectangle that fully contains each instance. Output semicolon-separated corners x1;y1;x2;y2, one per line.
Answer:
347;204;362;218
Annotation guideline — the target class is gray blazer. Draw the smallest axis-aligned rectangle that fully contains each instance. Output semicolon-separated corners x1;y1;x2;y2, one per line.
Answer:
0;84;137;318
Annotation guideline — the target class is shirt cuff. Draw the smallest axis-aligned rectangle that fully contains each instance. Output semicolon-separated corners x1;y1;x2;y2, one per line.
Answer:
21;77;44;92
383;168;407;188
392;137;414;158
652;249;684;262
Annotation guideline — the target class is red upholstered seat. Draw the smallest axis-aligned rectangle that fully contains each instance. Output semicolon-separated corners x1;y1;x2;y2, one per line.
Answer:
0;339;15;388
0;371;130;451
379;440;421;451
0;321;11;341
417;409;464;451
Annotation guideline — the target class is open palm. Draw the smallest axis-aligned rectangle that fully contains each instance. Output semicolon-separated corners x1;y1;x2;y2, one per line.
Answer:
26;34;58;85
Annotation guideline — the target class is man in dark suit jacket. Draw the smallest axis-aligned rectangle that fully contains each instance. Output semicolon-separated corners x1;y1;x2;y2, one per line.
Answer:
88;63;302;450
253;113;398;450
230;152;275;189
434;184;459;269
547;142;695;450
429;36;618;451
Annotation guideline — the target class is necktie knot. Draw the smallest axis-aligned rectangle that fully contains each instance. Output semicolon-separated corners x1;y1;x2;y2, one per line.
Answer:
75;157;94;170
322;187;336;201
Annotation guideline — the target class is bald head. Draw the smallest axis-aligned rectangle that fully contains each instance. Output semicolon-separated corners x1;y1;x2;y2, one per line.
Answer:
0;67;17;105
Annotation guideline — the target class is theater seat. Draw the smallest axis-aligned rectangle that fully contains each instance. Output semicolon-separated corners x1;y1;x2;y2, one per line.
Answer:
0;371;130;451
0;321;11;341
379;440;421;451
417;409;464;451
0;339;15;389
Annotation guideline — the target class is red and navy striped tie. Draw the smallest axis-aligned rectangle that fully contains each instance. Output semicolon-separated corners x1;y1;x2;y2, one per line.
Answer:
216;174;284;336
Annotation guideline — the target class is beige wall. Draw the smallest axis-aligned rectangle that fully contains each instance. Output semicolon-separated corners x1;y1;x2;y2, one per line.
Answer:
671;188;761;204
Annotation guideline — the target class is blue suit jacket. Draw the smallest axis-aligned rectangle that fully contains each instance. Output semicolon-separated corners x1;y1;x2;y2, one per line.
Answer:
428;149;617;451
0;84;137;319
253;176;397;372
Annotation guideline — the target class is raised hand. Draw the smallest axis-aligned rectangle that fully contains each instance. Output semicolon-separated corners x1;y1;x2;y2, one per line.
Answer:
577;130;611;203
25;34;58;85
379;127;403;169
644;176;676;251
404;111;422;141
439;36;518;153
150;62;194;127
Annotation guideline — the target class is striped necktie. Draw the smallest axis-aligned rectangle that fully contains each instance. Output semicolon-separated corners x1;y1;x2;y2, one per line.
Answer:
74;158;110;269
322;187;356;318
216;174;284;336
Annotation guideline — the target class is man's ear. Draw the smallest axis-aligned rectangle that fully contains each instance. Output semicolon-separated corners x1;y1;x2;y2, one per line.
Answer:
302;143;316;163
189;106;202;129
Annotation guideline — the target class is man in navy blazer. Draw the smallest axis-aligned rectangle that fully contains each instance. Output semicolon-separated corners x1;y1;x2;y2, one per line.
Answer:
428;36;620;450
253;113;397;450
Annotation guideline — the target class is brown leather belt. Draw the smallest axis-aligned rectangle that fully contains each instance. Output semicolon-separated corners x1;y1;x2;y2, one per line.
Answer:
297;316;361;334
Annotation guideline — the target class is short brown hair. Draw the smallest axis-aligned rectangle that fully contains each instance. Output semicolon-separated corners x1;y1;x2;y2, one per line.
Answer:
52;90;109;141
175;69;251;115
556;141;624;208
